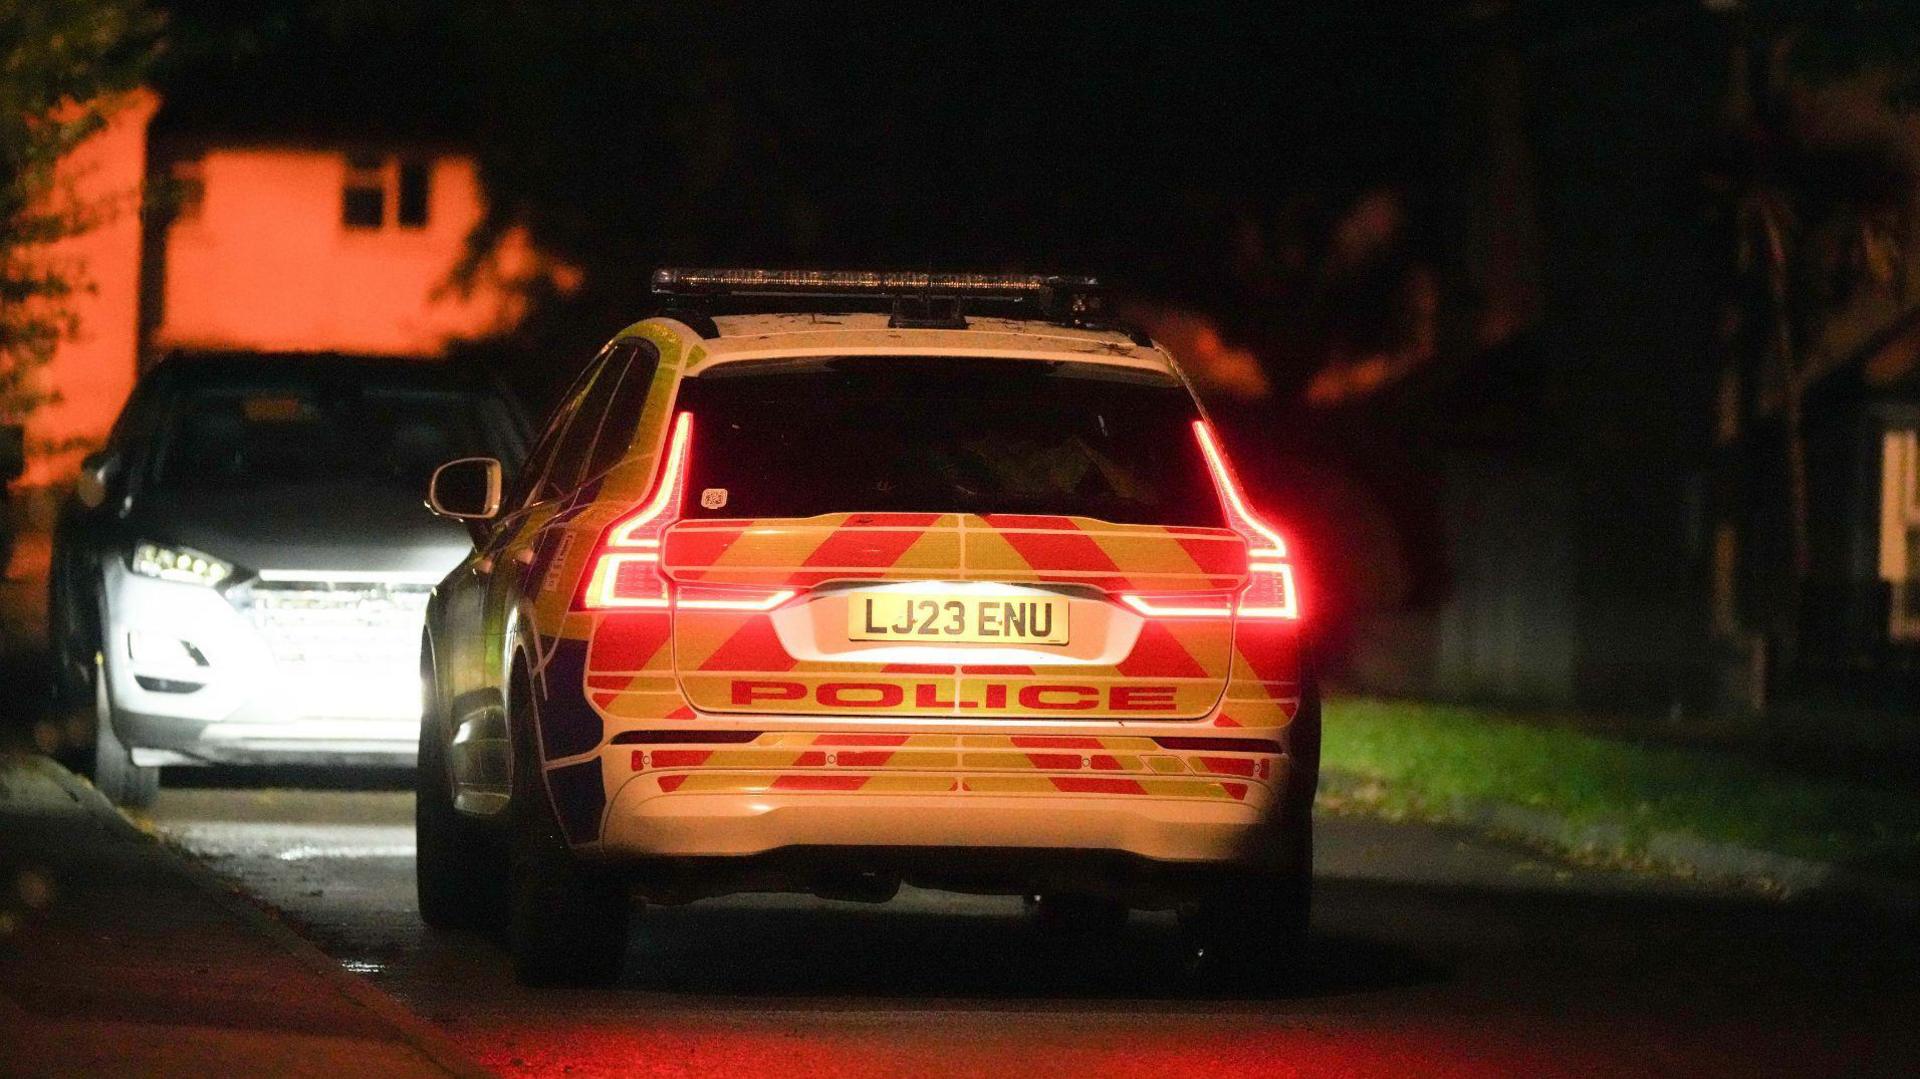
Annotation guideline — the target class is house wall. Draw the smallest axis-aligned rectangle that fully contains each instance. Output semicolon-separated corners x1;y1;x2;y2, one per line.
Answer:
153;148;524;356
19;121;536;494
1867;404;1920;654
20;90;158;488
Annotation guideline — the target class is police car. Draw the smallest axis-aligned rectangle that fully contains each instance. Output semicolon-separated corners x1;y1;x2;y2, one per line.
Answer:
418;270;1317;985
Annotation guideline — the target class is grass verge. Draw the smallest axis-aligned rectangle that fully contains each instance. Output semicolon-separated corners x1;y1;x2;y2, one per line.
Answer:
1319;697;1920;883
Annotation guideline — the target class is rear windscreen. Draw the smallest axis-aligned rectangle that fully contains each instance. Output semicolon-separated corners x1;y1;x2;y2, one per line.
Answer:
674;357;1224;526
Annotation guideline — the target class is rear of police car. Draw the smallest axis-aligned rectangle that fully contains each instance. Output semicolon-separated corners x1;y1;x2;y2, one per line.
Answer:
564;277;1316;978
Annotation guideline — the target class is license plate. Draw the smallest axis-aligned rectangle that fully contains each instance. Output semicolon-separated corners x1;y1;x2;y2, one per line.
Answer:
848;593;1069;646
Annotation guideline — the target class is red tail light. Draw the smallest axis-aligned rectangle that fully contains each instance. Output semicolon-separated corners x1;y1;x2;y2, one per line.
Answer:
576;412;794;612
1120;420;1300;621
577;412;693;610
1194;419;1300;619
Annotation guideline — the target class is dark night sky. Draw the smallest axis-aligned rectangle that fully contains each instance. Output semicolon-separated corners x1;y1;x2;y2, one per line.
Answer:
145;2;1753;700
152;4;1462;296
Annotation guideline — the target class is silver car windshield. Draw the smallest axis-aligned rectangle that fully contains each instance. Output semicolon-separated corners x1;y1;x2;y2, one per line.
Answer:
145;377;516;492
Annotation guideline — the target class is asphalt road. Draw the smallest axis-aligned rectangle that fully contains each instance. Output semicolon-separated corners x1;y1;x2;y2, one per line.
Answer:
144;774;1919;1078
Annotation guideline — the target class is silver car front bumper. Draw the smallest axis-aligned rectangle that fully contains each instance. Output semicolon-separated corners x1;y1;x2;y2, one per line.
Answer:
101;560;434;766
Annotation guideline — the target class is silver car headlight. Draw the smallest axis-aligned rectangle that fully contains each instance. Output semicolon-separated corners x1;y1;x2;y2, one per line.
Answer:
129;542;233;587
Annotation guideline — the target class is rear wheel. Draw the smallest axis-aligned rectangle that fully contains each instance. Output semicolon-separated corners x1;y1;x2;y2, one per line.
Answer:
1184;672;1320;986
1181;829;1312;987
415;696;506;933
506;672;629;987
90;658;158;808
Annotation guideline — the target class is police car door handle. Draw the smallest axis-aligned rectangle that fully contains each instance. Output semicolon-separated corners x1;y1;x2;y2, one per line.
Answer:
513;548;536;566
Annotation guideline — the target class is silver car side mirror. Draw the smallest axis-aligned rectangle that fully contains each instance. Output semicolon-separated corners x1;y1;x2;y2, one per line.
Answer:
428;457;503;520
76;451;118;510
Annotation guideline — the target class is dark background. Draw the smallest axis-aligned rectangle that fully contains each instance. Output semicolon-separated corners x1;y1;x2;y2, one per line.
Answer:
139;1;1920;735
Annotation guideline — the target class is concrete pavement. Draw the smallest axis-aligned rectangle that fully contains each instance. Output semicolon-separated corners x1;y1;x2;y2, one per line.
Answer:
0;753;485;1078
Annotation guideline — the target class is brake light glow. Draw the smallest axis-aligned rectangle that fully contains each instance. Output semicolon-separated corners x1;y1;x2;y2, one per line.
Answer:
1119;421;1300;621
577;412;795;612
1118;593;1238;618
568;412;779;614
577;412;692;609
1194;419;1299;619
675;585;796;611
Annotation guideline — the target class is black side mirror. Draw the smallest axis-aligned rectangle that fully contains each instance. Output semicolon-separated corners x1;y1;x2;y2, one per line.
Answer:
76;449;118;510
428;457;504;520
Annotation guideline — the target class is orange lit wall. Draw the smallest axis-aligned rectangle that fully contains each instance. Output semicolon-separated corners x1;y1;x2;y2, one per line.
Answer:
155;149;526;356
21;90;157;487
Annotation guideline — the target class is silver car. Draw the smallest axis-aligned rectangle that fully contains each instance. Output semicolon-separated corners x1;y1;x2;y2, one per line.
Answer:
48;354;526;805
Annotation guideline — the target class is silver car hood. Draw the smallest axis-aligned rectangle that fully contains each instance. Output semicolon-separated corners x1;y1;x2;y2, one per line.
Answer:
129;481;471;579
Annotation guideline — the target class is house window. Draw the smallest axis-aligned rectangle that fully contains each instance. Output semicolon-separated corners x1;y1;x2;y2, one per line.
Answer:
341;153;434;230
345;152;439;230
342;153;387;229
397;158;431;228
1882;429;1920;642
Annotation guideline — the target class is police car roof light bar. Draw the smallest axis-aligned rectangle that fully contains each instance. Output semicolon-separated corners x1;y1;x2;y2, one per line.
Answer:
650;268;1110;328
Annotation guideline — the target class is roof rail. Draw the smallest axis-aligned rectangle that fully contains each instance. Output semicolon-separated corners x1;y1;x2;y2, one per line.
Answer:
650;268;1113;330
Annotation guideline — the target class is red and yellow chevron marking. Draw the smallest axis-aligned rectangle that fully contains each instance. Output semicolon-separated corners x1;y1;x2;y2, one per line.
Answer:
662;513;1246;592
587;612;673;672
650;772;1249;801
618;729;1282;806
1214;620;1302;728
657;773;962;795
964;774;1250;800
563;397;1300;728
660;512;1246;718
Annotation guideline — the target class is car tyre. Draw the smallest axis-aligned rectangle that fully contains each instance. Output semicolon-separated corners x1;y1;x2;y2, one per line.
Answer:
415;704;507;934
90;658;158;808
507;678;629;987
1181;861;1311;989
1184;672;1320;988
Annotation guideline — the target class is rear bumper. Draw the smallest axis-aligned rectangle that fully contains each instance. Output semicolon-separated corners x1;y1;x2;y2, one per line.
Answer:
606;843;1303;910
591;737;1304;887
602;787;1274;863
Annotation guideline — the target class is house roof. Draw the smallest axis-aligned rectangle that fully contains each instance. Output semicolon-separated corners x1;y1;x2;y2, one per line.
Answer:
149;8;477;150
